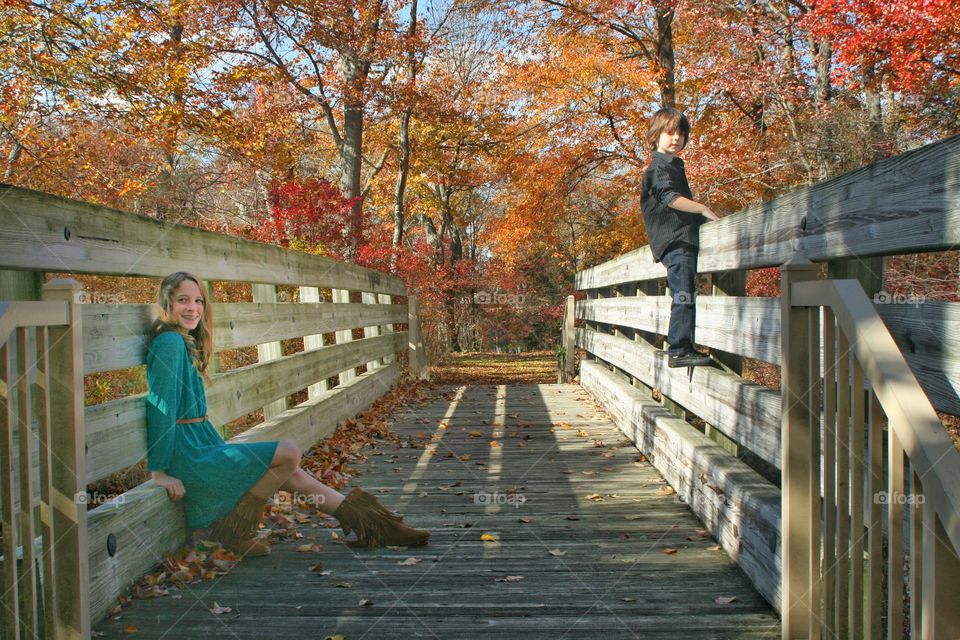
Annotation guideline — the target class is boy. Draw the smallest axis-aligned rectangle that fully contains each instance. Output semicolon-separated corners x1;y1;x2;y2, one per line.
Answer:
640;107;719;368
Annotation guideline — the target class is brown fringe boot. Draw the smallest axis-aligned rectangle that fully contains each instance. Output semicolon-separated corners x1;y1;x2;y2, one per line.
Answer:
209;491;271;557
334;487;430;549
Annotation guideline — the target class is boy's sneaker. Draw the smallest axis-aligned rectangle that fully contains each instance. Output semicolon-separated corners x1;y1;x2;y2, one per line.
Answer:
667;350;712;368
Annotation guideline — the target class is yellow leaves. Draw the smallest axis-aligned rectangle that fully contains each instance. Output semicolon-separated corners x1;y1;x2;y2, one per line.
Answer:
480;533;497;542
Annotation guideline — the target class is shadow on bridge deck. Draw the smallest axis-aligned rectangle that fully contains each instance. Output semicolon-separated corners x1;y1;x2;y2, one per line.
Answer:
94;384;779;639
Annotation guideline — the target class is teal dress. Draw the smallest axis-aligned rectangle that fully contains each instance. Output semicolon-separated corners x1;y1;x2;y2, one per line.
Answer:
145;331;279;531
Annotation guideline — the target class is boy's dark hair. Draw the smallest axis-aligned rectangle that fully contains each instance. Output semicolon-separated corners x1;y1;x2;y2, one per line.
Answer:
646;107;690;152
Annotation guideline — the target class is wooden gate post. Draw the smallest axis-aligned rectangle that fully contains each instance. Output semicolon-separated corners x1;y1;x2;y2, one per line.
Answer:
408;295;430;381
780;252;820;640
41;279;90;639
559;295;575;383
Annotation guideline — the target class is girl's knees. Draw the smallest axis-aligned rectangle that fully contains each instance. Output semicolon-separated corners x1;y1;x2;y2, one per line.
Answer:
277;440;302;468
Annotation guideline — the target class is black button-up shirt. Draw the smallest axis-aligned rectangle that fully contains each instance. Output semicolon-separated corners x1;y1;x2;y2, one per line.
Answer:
641;151;706;263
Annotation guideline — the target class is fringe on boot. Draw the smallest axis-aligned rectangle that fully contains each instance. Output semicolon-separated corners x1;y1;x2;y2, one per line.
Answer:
334;487;430;549
209;490;271;557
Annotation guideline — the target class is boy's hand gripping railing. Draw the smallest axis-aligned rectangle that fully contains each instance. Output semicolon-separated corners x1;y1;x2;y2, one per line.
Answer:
0;280;89;640
780;254;960;640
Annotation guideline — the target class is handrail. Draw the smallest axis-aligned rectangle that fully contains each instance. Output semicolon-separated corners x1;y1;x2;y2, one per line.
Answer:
792;278;960;553
781;254;960;640
0;301;70;349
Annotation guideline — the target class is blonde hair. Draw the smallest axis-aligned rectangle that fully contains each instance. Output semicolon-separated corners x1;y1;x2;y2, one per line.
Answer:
149;272;214;380
646;107;690;152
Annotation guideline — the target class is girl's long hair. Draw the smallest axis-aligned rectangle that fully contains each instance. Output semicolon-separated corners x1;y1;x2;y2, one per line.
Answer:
149;272;214;381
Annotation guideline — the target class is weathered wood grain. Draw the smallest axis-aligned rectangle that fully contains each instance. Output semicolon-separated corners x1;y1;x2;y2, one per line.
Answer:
580;362;782;611
90;383;779;639
575;327;782;469
0;184;405;295
576;135;960;289
577;296;960;414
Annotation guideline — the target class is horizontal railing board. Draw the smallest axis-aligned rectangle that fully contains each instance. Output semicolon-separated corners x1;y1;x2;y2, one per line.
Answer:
580;361;782;611
577;296;781;364
577;296;960;415
0;184;406;295
576;327;782;469
81;302;408;374
85;332;406;483
576;135;960;289
88;363;399;626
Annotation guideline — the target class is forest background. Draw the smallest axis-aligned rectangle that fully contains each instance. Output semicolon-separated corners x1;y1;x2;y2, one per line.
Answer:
3;0;959;368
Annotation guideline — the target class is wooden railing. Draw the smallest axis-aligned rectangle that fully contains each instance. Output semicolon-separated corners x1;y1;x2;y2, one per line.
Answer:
567;134;960;637
0;184;427;631
781;255;960;639
0;283;88;639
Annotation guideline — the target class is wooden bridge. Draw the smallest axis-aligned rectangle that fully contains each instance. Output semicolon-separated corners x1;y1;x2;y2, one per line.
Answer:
1;135;960;639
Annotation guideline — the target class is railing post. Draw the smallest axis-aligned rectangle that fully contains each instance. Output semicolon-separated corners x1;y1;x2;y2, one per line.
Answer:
252;284;287;418
408;295;429;381
780;252;820;640
559;294;575;383
41;279;90;639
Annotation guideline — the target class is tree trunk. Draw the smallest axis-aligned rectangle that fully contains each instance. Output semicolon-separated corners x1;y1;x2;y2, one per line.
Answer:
652;0;676;108
341;54;370;263
391;0;418;273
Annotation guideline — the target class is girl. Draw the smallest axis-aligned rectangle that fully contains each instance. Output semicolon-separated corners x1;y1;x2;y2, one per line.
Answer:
145;272;429;557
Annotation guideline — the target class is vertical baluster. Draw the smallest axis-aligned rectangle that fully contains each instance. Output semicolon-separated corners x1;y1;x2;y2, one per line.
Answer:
887;429;905;639
866;388;883;638
361;292;381;372
822;309;837;638
807;306;822;637
836;331;851;639
780;254;820;640
35;326;57;638
299;286;329;397
16;328;38;637
850;357;866;639
0;341;21;639
377;294;395;365
333;288;356;384
910;472;923;639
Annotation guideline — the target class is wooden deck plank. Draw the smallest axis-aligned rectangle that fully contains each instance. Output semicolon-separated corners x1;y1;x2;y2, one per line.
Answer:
93;383;780;639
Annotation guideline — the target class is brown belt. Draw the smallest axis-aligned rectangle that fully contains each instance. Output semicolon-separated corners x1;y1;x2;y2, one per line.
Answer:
176;416;208;424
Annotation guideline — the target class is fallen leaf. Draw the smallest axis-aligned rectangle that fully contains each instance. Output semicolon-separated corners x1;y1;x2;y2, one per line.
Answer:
397;557;421;565
480;533;497;542
489;440;500;447
468;431;483;438
548;549;567;557
624;515;642;521
334;582;353;588
657;486;676;496
707;544;722;552
566;514;580;521
210;602;232;614
358;598;374;606
715;596;738;604
662;548;678;555
494;575;525;582
586;493;605;501
124;625;138;633
518;517;531;523
622;597;636;602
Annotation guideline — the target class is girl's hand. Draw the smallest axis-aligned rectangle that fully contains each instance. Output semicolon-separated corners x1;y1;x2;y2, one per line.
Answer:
152;472;186;502
701;206;720;221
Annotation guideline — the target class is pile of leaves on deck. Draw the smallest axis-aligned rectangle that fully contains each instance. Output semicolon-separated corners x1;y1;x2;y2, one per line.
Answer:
111;378;436;616
431;350;562;385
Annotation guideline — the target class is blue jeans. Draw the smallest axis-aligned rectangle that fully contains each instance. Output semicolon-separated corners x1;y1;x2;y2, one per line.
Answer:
661;245;698;356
